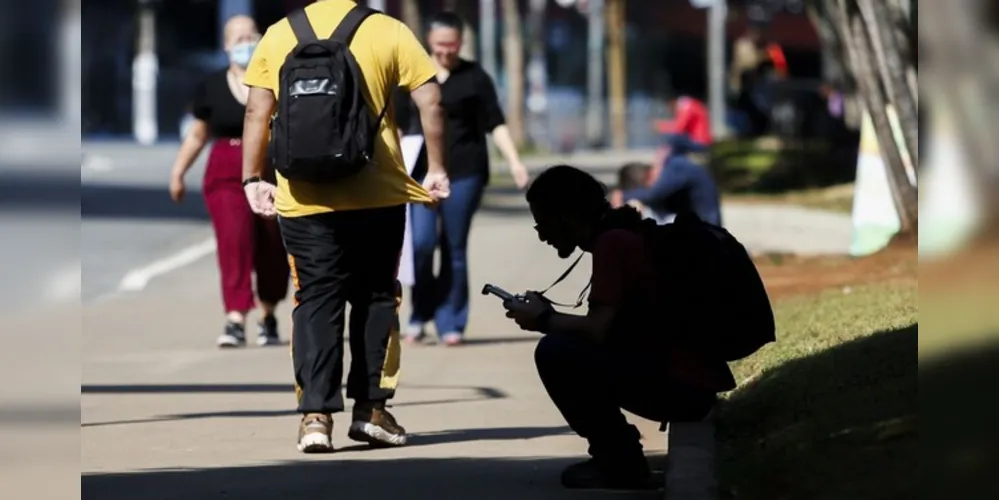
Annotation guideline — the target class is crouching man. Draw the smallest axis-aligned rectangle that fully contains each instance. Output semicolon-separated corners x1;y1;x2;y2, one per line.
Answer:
503;165;744;491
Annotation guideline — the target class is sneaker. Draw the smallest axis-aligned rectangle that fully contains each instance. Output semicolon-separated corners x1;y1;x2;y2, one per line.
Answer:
297;413;334;453
256;314;281;346
403;322;425;344
560;457;658;491
348;402;407;447
217;322;246;348
441;332;463;346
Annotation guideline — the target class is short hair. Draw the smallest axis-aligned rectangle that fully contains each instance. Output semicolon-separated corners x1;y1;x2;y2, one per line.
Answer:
429;11;464;32
526;165;609;221
617;162;651;191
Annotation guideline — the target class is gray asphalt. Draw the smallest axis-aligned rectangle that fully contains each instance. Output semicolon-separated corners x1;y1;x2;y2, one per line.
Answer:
81;143;214;304
0;165;80;313
77;141;853;305
77;142;651;305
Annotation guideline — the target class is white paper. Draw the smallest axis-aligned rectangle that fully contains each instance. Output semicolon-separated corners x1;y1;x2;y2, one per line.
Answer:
396;135;425;287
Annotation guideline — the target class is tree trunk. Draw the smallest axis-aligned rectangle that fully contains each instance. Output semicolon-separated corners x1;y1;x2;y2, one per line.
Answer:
835;0;918;233
500;0;525;146
400;0;422;35
826;0;919;232
606;0;627;149
856;0;919;170
807;3;845;84
585;0;606;147
808;0;864;130
808;1;863;130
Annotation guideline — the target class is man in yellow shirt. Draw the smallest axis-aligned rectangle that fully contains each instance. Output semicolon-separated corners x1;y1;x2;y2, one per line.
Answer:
240;0;450;453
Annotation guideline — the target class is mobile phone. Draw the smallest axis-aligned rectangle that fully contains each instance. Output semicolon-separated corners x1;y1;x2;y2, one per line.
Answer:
481;284;517;302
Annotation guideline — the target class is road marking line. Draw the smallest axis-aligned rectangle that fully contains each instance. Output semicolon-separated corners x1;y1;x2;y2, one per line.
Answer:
45;262;81;303
118;238;217;292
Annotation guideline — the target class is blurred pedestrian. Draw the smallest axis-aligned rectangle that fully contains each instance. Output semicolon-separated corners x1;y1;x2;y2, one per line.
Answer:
240;0;450;453
168;14;289;349
729;23;789;137
406;11;530;347
655;94;712;148
611;134;722;227
615;163;672;224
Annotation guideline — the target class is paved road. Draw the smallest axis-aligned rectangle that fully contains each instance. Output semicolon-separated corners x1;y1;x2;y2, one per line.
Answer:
81;146;212;303
75;144;854;499
80;209;667;500
0;167;80;313
79;141;853;305
78;141;650;304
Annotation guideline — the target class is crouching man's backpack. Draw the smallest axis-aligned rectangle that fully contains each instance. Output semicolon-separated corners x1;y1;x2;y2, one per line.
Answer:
268;6;388;183
651;211;776;362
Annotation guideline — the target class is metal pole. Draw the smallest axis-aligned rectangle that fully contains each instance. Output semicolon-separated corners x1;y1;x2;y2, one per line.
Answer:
62;0;82;131
132;0;158;145
707;0;728;139
367;0;387;12
526;0;548;148
480;0;498;79
586;0;606;147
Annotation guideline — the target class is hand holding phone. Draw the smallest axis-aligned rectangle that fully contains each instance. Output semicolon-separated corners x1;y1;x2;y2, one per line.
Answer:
481;284;521;303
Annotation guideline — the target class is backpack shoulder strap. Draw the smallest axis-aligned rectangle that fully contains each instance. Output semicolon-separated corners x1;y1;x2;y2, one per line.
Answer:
288;8;317;43
330;5;377;45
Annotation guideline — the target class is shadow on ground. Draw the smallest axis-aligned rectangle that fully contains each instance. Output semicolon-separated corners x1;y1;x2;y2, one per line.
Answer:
716;324;918;500
708;138;860;194
0;170;79;211
82;455;666;500
82;183;209;221
920;337;999;500
410;335;541;347
81;382;508;396
82;383;514;429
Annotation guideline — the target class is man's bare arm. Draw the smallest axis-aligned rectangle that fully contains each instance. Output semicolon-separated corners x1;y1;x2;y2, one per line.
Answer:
410;81;447;175
242;87;276;182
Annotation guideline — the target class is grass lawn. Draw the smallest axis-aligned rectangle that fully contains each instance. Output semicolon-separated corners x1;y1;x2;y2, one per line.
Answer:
717;251;917;499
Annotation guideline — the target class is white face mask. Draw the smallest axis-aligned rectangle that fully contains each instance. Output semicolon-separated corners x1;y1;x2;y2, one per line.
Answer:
228;41;257;68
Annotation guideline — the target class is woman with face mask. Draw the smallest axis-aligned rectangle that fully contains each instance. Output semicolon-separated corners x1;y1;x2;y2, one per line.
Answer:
168;15;290;349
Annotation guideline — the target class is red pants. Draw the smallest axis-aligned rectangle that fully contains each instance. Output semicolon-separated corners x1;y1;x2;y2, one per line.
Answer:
202;138;290;313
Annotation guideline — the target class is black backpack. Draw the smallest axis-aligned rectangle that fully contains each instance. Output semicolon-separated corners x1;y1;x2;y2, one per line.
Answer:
649;211;776;362
539;209;775;363
268;6;388;183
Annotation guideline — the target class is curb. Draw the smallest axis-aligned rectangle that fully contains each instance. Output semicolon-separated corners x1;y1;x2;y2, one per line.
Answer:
665;421;718;500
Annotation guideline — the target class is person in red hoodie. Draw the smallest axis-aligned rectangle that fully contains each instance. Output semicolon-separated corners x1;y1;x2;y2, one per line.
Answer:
656;95;712;147
652;94;712;169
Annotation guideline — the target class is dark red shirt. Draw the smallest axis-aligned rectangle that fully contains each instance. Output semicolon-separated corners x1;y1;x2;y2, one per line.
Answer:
589;229;736;393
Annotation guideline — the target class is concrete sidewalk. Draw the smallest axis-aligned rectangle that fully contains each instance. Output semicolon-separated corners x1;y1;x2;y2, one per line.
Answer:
81;210;667;500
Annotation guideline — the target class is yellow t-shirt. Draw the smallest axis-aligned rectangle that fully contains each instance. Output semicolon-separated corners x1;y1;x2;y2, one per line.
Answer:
244;0;437;217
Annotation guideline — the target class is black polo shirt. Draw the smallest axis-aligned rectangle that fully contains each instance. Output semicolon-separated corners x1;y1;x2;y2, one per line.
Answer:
394;59;506;181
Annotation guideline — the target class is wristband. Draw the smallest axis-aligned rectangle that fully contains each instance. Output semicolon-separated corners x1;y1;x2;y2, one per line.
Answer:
242;176;262;187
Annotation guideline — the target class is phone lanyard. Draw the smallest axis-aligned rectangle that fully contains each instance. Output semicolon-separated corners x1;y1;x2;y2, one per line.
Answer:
536;252;590;309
